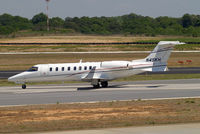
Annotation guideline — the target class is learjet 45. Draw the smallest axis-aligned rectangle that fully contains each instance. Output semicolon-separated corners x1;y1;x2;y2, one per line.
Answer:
8;41;184;89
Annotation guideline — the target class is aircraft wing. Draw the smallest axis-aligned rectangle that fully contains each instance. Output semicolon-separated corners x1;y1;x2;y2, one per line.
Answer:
81;67;109;81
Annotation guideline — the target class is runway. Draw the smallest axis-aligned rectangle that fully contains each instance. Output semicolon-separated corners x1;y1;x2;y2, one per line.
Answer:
0;79;200;106
32;123;200;134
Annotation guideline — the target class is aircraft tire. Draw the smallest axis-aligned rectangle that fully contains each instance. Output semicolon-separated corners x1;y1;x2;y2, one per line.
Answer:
101;81;108;88
93;83;100;88
22;84;26;89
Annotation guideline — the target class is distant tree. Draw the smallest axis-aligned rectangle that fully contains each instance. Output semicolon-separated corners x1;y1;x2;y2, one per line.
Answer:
0;13;14;26
64;17;80;32
0;25;14;35
50;17;64;29
1;12;200;36
107;18;122;34
182;14;193;28
156;17;178;28
0;13;32;34
13;16;32;30
191;15;200;27
31;13;47;25
32;22;47;31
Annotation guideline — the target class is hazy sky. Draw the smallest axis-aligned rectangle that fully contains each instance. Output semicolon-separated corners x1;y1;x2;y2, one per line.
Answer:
0;0;199;19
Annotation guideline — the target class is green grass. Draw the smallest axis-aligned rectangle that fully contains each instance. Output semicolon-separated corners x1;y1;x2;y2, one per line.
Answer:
138;37;200;43
0;29;76;38
1;43;200;52
1;36;200;52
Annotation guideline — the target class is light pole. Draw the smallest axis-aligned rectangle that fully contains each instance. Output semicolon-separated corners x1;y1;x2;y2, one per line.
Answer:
46;0;50;31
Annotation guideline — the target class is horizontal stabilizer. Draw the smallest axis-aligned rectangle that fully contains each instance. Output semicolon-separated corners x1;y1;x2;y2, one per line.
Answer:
142;66;168;72
152;66;168;72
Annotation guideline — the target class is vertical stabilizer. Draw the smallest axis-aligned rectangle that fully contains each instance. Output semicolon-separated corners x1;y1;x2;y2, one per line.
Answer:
145;41;185;72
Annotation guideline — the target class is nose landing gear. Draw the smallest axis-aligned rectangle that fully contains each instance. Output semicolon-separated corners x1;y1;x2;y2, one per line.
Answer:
22;84;26;89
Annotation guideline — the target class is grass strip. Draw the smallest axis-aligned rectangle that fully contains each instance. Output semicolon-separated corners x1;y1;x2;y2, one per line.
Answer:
1;98;200;133
1;35;200;43
0;52;199;70
0;36;200;52
1;43;200;52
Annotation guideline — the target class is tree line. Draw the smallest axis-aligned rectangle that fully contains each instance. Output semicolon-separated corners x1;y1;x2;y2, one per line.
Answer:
0;13;200;36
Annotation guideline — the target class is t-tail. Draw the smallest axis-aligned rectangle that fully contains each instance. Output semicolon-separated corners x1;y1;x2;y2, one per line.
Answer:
144;41;185;72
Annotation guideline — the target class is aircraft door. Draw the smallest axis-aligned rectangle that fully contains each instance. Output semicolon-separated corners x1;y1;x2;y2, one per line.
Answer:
40;65;49;76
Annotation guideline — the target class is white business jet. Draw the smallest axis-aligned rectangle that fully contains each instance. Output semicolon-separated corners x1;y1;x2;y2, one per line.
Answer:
8;41;184;89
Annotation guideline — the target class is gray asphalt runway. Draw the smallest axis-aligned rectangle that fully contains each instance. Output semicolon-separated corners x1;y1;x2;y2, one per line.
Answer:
0;79;200;106
32;123;200;134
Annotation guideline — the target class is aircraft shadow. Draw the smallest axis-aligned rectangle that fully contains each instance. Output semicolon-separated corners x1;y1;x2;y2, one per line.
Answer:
146;85;165;88
77;84;126;91
77;84;166;90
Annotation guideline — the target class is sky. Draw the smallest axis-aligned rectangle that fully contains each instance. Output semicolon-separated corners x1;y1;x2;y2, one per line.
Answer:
0;0;199;19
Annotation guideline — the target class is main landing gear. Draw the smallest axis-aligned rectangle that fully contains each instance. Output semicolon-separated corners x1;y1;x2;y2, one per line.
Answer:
22;84;26;89
93;83;100;88
92;81;108;88
101;81;108;88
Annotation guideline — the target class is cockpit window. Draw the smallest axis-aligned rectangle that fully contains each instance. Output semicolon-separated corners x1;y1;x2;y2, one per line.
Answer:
27;66;38;72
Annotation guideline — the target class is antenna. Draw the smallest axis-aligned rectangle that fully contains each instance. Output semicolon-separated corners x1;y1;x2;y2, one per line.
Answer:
45;0;50;31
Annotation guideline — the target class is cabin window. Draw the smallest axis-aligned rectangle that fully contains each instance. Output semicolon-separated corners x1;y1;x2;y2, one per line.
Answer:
74;66;77;71
79;66;82;70
89;66;92;70
68;67;70;71
84;66;87;70
62;67;64;71
50;67;52;72
27;66;38;72
56;67;58;71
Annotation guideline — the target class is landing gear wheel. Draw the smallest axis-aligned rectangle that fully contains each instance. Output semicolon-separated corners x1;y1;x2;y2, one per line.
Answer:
22;84;26;89
101;81;108;88
93;83;100;88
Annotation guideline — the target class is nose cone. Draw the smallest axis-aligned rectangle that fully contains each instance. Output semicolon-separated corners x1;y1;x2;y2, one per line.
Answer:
8;76;14;82
8;75;19;82
8;73;25;83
